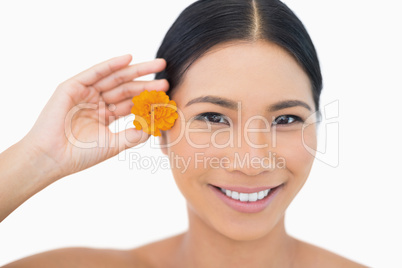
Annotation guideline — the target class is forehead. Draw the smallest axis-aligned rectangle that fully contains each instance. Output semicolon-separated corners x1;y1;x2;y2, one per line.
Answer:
173;40;314;109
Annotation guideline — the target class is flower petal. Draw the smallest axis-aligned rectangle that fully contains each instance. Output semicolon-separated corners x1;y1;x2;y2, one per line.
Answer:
131;90;178;137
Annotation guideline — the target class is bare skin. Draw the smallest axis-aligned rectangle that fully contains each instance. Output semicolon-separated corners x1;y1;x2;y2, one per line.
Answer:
0;43;368;267
129;229;367;268
2;233;367;268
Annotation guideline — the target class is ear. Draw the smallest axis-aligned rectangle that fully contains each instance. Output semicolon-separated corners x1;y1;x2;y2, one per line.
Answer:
159;132;168;156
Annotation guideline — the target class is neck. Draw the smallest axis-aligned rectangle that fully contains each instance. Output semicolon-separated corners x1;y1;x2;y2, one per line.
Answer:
174;205;298;268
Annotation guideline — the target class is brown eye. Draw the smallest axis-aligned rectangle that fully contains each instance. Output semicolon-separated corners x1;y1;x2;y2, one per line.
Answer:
195;112;230;125
273;115;302;125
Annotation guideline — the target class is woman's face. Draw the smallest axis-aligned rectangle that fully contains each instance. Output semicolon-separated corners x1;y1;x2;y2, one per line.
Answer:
160;40;317;241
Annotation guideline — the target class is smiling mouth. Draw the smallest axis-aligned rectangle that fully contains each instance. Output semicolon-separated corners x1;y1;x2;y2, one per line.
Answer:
210;184;283;203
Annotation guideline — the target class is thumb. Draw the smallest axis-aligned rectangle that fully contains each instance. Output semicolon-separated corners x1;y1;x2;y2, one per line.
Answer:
111;127;150;154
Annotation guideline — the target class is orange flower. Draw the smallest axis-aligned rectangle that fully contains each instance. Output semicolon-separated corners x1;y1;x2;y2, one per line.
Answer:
131;90;178;137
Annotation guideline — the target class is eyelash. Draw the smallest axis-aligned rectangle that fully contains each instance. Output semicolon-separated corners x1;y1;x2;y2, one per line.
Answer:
194;112;231;125
272;114;303;126
194;112;303;126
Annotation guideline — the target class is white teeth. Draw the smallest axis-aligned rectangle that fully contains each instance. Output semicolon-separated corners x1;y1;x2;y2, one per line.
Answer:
248;192;258;202
226;189;232;197
239;193;249;202
219;187;272;202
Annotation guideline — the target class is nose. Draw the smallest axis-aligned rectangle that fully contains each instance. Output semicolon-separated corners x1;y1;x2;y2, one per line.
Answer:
225;116;276;176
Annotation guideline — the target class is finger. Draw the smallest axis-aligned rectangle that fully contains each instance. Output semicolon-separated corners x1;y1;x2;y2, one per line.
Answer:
72;54;132;86
109;127;150;155
110;98;134;118
91;58;167;92
101;79;169;104
102;98;133;126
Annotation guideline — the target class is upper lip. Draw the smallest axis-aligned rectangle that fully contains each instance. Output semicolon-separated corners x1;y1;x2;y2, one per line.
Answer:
210;184;282;193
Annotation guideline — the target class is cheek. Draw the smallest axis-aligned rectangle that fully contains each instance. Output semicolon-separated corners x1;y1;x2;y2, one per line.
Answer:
275;126;317;180
164;124;208;200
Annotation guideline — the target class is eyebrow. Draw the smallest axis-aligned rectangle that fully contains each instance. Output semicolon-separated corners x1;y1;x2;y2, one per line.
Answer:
185;95;312;112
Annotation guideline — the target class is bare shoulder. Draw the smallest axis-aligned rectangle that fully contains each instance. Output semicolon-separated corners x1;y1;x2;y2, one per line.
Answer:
1;247;138;268
128;232;185;268
294;238;368;268
2;233;185;268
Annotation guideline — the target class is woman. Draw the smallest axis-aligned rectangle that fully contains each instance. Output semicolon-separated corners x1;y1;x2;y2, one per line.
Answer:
0;0;367;267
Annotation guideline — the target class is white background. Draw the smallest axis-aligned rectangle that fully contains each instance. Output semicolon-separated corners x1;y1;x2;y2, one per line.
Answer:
0;1;401;267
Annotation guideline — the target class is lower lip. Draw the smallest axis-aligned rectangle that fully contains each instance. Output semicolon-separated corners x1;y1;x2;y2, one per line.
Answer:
208;184;283;213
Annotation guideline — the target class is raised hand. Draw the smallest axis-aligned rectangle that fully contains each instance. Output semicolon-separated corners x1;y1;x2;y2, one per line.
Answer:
22;55;169;178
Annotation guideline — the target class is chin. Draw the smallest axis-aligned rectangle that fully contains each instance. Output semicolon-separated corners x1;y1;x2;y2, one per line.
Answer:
190;202;286;243
219;212;285;242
